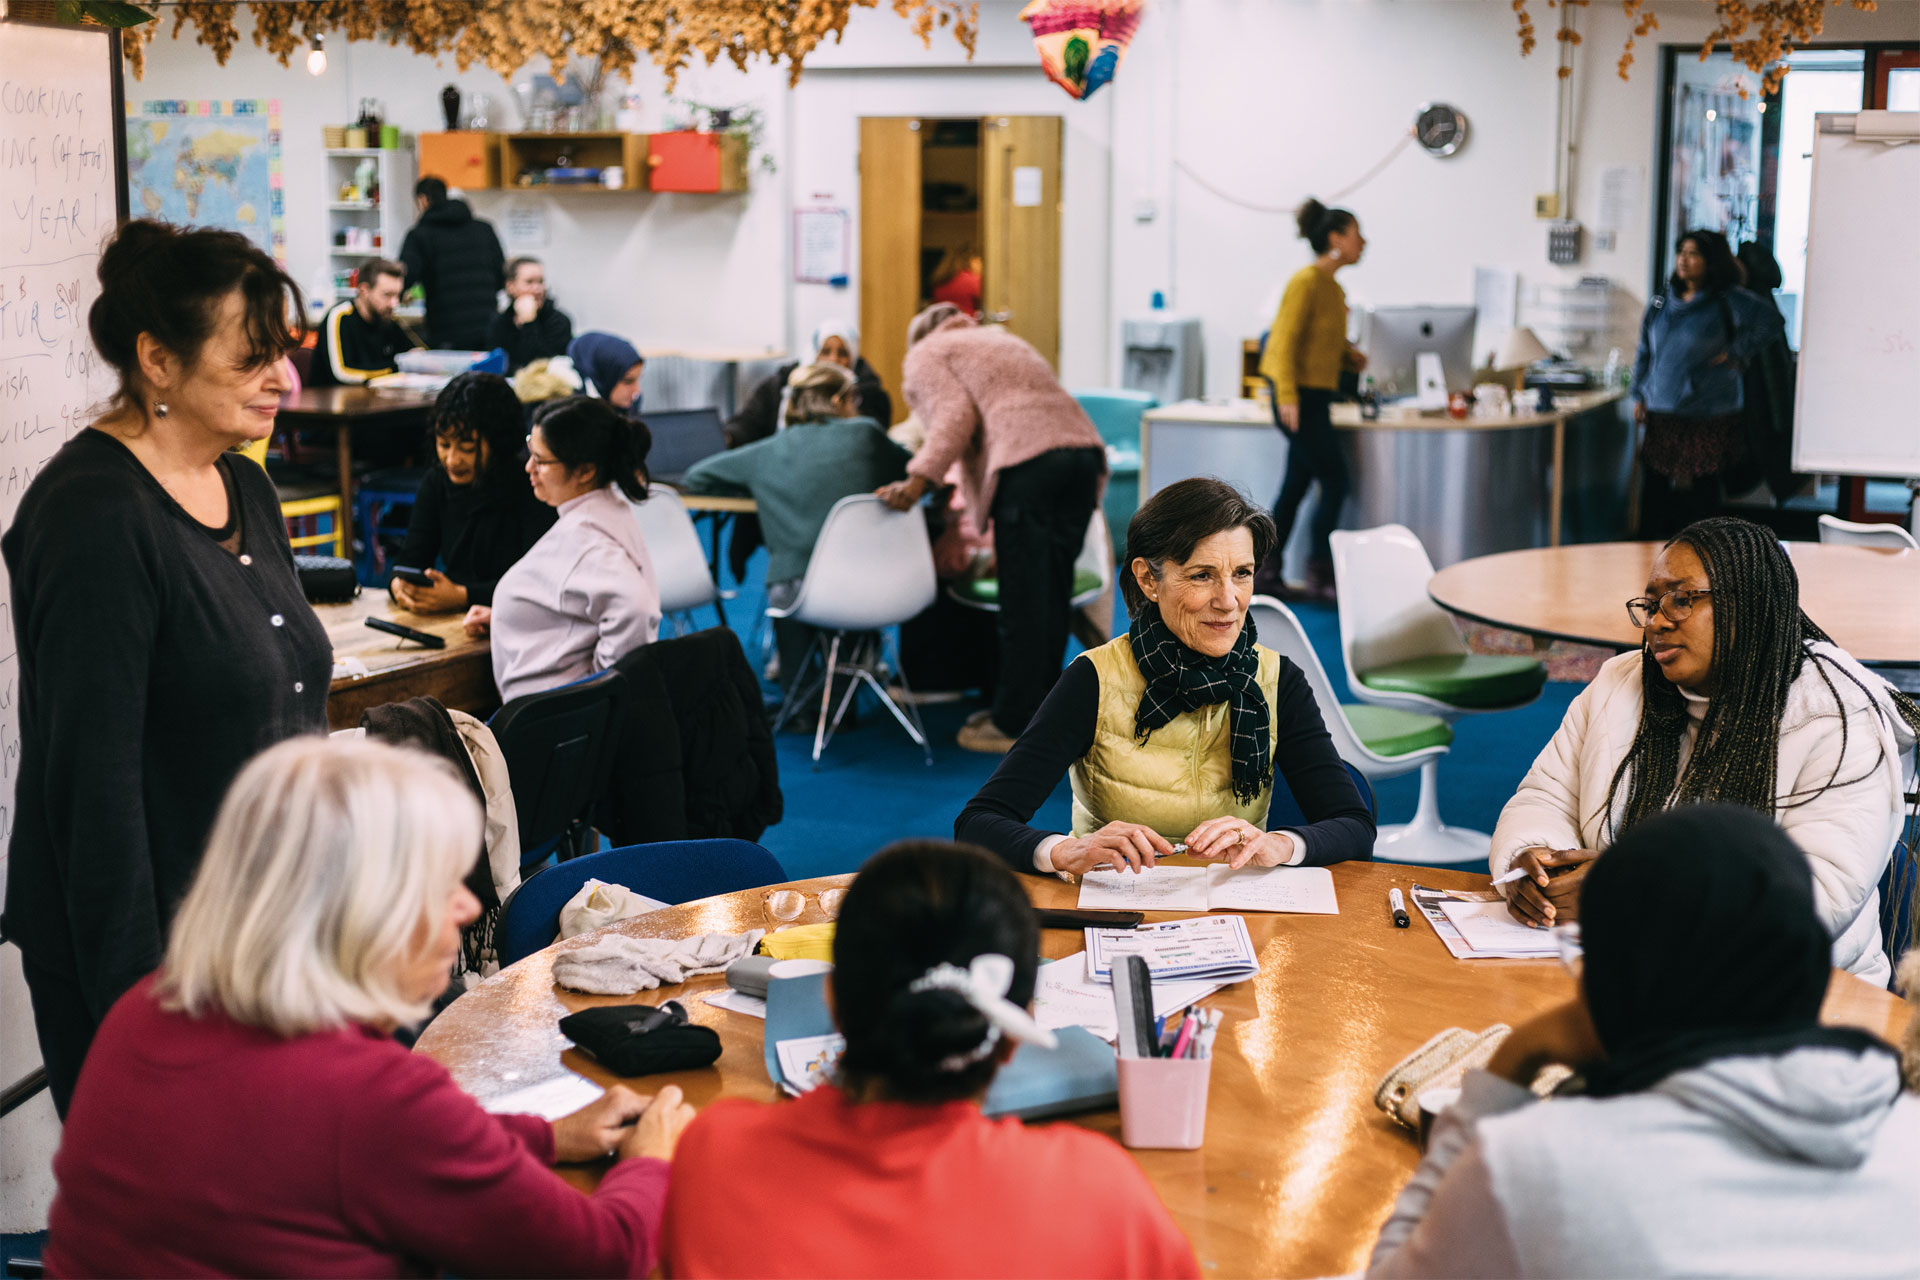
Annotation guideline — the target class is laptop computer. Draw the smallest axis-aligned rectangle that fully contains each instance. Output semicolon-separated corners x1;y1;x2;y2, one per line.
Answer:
638;408;727;486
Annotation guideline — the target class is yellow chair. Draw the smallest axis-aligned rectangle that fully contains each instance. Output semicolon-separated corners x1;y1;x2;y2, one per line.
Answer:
236;438;348;558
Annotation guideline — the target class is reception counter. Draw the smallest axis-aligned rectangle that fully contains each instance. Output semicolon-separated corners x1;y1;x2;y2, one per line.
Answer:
1139;389;1627;571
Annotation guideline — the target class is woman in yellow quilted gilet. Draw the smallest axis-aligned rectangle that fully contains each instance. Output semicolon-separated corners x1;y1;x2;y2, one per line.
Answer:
955;478;1376;877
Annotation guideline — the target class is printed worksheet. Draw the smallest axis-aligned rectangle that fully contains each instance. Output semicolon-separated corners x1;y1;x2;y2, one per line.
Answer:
775;1033;846;1092
1078;863;1339;914
1083;914;1259;983
1032;955;1221;1043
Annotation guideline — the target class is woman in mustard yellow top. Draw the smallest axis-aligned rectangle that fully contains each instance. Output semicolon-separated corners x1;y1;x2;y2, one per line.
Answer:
1254;198;1369;602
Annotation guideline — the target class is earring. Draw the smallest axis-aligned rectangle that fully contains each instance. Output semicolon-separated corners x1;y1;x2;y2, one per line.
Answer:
1329;247;1342;261
153;400;169;418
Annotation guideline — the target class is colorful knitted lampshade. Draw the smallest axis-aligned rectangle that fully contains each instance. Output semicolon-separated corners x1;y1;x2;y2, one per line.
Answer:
1019;0;1145;101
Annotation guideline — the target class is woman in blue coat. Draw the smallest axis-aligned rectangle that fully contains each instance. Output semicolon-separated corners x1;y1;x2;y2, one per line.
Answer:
1630;229;1785;536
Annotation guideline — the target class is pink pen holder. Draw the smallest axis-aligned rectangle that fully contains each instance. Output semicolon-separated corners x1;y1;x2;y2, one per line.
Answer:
1117;1054;1212;1150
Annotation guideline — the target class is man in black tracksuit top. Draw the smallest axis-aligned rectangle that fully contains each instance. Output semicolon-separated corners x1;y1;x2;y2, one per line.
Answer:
310;257;417;386
398;177;506;351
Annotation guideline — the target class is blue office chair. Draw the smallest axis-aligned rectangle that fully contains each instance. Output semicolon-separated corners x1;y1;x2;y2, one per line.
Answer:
497;838;786;966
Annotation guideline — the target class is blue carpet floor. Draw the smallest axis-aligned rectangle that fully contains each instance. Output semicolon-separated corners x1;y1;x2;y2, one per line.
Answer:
681;518;1581;882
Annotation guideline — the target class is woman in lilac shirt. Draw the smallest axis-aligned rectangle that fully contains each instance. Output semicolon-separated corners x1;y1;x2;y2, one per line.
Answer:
466;396;661;702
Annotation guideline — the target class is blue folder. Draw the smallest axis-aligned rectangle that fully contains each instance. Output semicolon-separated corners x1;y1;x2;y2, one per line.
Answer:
764;970;1118;1120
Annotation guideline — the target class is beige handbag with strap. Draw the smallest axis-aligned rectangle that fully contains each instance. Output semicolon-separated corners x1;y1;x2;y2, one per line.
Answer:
1375;1025;1576;1130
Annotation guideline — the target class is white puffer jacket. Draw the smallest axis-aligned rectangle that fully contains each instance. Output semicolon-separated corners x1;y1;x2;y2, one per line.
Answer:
1491;642;1916;985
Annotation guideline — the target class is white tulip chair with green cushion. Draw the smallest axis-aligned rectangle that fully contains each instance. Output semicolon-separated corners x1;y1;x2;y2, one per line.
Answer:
949;508;1114;613
1326;525;1547;863
1249;597;1458;864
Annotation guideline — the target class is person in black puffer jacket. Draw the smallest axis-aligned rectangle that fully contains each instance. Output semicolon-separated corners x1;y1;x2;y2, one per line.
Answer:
399;177;506;351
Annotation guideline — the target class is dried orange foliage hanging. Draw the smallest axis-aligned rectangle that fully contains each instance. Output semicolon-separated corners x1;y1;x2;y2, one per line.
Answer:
1512;0;1879;92
121;1;979;86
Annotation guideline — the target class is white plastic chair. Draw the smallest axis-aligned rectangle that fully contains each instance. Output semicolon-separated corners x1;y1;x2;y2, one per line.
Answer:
1327;525;1545;864
947;509;1114;612
629;489;734;635
1817;514;1919;551
767;495;938;765
1249;597;1457;865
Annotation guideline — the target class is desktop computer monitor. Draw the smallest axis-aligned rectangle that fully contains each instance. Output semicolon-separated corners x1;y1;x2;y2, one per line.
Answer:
1363;305;1479;399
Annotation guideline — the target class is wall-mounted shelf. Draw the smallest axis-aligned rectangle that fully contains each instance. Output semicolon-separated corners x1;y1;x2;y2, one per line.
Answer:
500;131;648;191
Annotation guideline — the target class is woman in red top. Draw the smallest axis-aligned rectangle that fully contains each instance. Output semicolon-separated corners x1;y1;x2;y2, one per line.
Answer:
929;246;983;316
47;737;694;1278
662;840;1198;1279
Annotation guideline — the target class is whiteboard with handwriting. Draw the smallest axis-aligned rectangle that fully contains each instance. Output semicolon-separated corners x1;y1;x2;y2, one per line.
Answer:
0;20;126;905
1792;112;1920;478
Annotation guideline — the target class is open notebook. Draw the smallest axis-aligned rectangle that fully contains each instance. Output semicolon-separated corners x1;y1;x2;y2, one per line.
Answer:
1077;863;1339;915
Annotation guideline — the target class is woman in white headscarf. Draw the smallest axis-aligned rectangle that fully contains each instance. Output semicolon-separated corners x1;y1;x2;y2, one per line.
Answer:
720;321;896;582
724;321;893;448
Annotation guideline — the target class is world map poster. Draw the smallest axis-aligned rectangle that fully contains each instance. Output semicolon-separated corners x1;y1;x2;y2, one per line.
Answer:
124;99;285;262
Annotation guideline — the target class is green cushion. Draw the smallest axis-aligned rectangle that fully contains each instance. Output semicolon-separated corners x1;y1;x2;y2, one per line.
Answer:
1358;653;1547;709
1342;704;1453;758
957;569;1105;604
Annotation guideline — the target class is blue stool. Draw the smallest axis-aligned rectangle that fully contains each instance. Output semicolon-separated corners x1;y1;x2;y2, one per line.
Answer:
353;467;428;584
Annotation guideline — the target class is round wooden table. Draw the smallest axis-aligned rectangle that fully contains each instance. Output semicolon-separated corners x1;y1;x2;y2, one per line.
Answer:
415;861;1910;1279
1428;541;1920;665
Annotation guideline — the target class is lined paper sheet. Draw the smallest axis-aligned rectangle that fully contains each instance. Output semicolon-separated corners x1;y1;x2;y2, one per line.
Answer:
1438;899;1560;957
1076;863;1339;914
1204;864;1339;914
480;1071;604;1120
1077;866;1211;910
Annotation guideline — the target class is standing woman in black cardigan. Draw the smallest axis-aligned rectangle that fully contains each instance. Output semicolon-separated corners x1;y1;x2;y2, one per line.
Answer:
387;371;555;614
3;221;332;1116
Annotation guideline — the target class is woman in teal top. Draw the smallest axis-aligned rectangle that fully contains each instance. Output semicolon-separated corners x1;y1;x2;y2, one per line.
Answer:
680;361;912;692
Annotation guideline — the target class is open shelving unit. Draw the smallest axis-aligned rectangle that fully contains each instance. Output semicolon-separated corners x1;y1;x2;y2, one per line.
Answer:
322;145;416;304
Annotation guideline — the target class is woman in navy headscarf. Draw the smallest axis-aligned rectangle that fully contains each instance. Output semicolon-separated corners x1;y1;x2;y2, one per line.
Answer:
568;332;645;417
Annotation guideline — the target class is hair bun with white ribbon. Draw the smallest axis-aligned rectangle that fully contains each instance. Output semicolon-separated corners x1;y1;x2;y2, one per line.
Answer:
908;953;1058;1073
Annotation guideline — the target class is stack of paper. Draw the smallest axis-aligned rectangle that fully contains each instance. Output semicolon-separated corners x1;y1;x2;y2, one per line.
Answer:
1082;915;1259;983
1031;955;1222;1044
1077;863;1340;914
1409;884;1560;959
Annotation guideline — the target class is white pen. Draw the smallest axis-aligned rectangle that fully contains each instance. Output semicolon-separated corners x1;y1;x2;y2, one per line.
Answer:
1488;868;1532;887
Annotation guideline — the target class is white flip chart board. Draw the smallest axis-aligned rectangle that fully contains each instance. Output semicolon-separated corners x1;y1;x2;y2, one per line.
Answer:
1791;111;1920;478
0;18;126;1103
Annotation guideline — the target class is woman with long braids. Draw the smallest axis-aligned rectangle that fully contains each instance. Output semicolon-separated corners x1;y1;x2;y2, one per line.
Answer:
1489;516;1920;984
954;478;1375;877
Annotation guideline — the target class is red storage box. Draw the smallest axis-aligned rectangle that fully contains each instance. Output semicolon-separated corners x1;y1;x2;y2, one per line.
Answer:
646;131;748;193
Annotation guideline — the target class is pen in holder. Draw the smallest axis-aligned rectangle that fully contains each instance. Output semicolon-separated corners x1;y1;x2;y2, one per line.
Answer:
1117;1052;1212;1149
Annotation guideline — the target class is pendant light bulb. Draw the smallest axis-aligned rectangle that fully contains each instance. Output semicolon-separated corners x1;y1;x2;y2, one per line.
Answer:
306;35;328;77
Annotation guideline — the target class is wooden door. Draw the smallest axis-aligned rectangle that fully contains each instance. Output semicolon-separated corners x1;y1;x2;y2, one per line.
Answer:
979;115;1063;369
858;118;923;423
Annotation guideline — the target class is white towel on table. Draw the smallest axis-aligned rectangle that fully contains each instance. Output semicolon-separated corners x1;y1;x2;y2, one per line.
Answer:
550;929;766;996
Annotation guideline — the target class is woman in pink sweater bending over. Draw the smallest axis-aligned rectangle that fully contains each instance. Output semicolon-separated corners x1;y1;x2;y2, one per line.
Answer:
877;304;1106;753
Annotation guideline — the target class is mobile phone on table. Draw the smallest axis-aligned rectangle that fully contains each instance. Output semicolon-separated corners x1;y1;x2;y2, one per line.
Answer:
390;565;434;588
1034;908;1144;930
365;617;446;649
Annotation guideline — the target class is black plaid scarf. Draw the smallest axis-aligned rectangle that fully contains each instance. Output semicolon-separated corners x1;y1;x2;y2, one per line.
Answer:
1128;604;1272;804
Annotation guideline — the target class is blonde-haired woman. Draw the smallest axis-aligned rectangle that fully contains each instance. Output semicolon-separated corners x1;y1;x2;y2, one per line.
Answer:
47;737;691;1278
684;361;911;697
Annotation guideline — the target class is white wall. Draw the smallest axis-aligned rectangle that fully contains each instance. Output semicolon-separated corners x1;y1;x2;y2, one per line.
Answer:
1108;0;1912;395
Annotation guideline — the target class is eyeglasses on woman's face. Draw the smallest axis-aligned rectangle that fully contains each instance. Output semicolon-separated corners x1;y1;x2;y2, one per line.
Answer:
524;435;564;469
1625;587;1713;628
